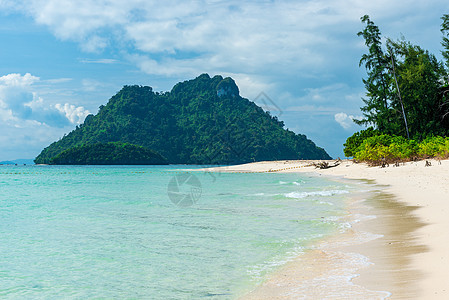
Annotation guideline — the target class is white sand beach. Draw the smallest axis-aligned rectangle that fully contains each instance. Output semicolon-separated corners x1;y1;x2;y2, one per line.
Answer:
201;159;449;299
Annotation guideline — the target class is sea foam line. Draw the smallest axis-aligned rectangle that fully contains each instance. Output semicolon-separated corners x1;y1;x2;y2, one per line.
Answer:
284;190;350;199
279;181;302;186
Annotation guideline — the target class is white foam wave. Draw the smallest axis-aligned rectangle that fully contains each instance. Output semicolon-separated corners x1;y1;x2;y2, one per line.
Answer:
279;181;302;186
286;250;391;299
319;201;334;206
284;190;350;199
246;244;306;280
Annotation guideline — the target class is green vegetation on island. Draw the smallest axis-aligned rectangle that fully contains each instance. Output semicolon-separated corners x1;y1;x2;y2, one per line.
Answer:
344;14;449;165
49;142;168;165
344;128;449;165
35;74;331;165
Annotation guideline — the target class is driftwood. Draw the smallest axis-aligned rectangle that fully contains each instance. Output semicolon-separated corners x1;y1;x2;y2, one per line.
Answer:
313;161;341;169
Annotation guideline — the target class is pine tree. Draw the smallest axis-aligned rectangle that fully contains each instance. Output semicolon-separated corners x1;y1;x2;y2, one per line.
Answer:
356;15;395;133
441;14;449;71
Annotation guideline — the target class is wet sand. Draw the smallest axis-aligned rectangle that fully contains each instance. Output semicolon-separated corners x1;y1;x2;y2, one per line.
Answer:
348;189;427;298
241;184;426;299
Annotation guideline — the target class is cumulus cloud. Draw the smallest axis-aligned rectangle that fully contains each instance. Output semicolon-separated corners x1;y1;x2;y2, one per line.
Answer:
0;0;417;75
1;1;443;83
0;73;91;160
0;73;39;87
334;112;361;129
1;1;445;107
7;2;433;62
55;103;90;124
0;73;90;127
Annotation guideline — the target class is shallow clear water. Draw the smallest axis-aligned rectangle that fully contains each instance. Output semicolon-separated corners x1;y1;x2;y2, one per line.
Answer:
0;165;355;299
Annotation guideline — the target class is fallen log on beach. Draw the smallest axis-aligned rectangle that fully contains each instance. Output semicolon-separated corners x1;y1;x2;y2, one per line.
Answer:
313;161;341;169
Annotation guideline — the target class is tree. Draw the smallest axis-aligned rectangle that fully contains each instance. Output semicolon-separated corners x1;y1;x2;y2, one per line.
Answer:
356;15;396;133
388;39;447;138
357;15;449;139
386;40;410;139
441;14;449;71
440;14;449;128
346;14;449;158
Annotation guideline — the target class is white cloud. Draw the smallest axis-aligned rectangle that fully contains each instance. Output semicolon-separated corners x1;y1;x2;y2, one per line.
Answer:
0;73;89;160
55;103;90;124
225;74;276;101
2;0;444;84
128;54;198;76
334;112;361;129
81;78;103;92
0;73;89;127
43;78;73;84
81;35;109;53
0;118;69;160
0;72;91;159
280;83;365;118
80;58;118;64
0;73;39;87
0;1;373;70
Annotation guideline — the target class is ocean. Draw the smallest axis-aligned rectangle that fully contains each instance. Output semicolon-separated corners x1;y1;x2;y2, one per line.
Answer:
0;165;361;299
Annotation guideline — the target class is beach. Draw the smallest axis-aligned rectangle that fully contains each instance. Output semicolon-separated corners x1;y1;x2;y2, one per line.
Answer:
202;159;449;299
1;162;447;298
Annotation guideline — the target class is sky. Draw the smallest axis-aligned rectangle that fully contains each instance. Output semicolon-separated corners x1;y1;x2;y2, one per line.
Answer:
0;0;448;160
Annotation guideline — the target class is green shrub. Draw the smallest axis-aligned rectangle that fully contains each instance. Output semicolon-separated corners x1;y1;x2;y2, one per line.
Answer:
343;127;380;157
417;136;449;158
350;133;449;165
353;134;417;163
354;134;396;162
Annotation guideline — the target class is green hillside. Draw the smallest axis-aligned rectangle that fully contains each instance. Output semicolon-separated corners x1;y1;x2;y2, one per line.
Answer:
35;74;331;164
50;142;167;165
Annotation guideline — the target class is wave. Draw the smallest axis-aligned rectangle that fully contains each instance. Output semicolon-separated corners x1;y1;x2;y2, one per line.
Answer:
250;193;266;196
284;190;350;199
279;181;302;186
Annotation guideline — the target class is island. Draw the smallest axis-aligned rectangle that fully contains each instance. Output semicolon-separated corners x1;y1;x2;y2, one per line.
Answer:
35;74;331;165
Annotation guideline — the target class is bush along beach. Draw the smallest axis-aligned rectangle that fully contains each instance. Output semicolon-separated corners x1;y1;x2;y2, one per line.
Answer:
344;129;449;165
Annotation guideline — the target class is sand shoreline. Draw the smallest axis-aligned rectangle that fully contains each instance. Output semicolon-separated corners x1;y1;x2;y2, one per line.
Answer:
200;159;449;299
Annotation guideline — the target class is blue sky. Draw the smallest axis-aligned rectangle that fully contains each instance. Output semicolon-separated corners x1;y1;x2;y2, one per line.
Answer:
0;0;448;160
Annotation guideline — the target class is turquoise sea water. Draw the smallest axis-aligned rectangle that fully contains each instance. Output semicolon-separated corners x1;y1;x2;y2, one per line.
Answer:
0;165;355;299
